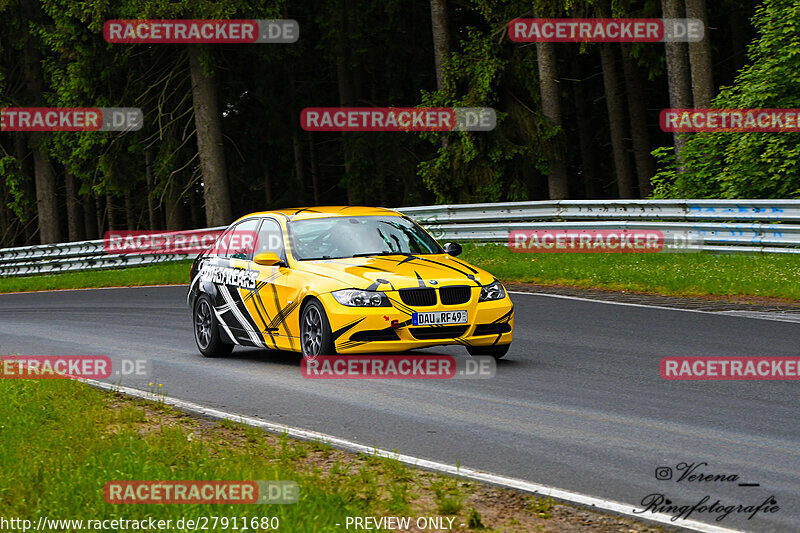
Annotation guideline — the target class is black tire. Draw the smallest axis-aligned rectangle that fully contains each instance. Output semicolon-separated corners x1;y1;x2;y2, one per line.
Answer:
193;293;234;358
466;343;510;360
300;299;335;357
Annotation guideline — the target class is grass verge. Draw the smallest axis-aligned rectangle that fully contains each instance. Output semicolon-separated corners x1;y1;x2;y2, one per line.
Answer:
461;244;800;301
0;379;664;532
0;260;193;294
2;246;798;302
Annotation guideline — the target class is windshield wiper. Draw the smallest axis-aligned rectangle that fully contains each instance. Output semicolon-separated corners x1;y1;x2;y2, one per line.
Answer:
350;251;412;258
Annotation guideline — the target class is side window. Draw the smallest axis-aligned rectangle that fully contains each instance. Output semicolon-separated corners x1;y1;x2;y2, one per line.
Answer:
212;227;234;257
255;218;286;260
225;219;260;260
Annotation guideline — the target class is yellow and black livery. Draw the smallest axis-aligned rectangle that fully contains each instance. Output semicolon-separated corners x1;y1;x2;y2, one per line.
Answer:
188;206;513;359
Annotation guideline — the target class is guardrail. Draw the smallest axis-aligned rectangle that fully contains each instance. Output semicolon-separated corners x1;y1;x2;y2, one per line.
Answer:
401;199;800;222
0;227;225;277
406;200;800;254
1;200;799;277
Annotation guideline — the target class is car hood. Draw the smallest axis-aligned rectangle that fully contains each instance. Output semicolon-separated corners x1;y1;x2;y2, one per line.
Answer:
293;254;495;291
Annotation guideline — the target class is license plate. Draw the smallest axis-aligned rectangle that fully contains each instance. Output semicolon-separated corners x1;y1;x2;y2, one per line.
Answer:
412;310;468;326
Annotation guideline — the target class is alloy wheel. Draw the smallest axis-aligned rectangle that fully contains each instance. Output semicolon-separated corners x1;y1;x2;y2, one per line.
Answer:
195;299;213;350
302;305;323;355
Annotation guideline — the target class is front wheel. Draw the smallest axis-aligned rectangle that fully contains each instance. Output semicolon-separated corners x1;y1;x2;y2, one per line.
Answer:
193;294;234;358
466;344;510;360
300;299;334;357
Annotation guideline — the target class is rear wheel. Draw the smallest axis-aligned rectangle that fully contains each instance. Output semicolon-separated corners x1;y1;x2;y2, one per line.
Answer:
466;344;510;360
194;294;234;358
301;299;334;357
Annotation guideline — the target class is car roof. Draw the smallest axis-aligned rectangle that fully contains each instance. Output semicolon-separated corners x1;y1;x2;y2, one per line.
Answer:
236;206;402;222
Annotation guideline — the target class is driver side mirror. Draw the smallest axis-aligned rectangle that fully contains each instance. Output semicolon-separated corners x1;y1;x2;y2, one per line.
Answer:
443;242;462;257
254;252;282;267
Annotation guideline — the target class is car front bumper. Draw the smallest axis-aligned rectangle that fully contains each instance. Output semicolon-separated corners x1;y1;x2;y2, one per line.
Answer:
319;291;514;354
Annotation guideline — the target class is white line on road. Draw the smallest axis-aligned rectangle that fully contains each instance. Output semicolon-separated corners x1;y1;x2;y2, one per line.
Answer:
4;285;797;324
0;284;188;295
510;290;800;323
88;379;743;533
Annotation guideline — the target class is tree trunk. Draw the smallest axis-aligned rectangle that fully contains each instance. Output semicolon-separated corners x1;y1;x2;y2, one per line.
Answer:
124;189;136;230
429;0;449;91
661;0;693;172
28;134;61;243
188;188;203;228
620;43;655;197
308;132;321;205
0;180;10;247
64;167;83;241
599;44;636;198
337;0;357;204
289;69;306;204
13;132;37;243
263;163;273;207
106;189;117;231
570;54;602;198
23;34;60;243
83;194;98;240
95;191;105;236
536;41;569;199
165;180;184;231
292;132;306;204
21;0;60;244
188;45;232;226
728;6;747;72
145;149;159;230
0;136;19;245
685;0;714;107
429;0;452;190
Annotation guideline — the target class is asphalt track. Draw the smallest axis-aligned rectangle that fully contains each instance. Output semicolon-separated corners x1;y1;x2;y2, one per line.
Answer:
1;286;798;532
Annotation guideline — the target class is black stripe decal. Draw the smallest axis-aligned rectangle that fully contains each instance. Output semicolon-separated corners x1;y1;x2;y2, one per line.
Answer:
268;298;301;332
365;278;394;291
492;306;514;324
386;296;415;316
251;288;281;349
451;258;479;274
248;291;278;348
349;265;392;272
233;286;268;346
268;284;289;336
332;317;366;341
217;284;266;347
380;255;481;286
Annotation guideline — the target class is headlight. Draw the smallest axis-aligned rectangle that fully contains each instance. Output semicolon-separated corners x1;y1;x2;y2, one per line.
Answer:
479;280;506;302
332;289;390;307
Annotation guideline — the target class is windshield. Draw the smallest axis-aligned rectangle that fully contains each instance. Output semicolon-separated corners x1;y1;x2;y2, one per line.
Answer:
288;215;443;260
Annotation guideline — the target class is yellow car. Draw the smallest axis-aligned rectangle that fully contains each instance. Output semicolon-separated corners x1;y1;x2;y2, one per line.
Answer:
188;207;513;359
